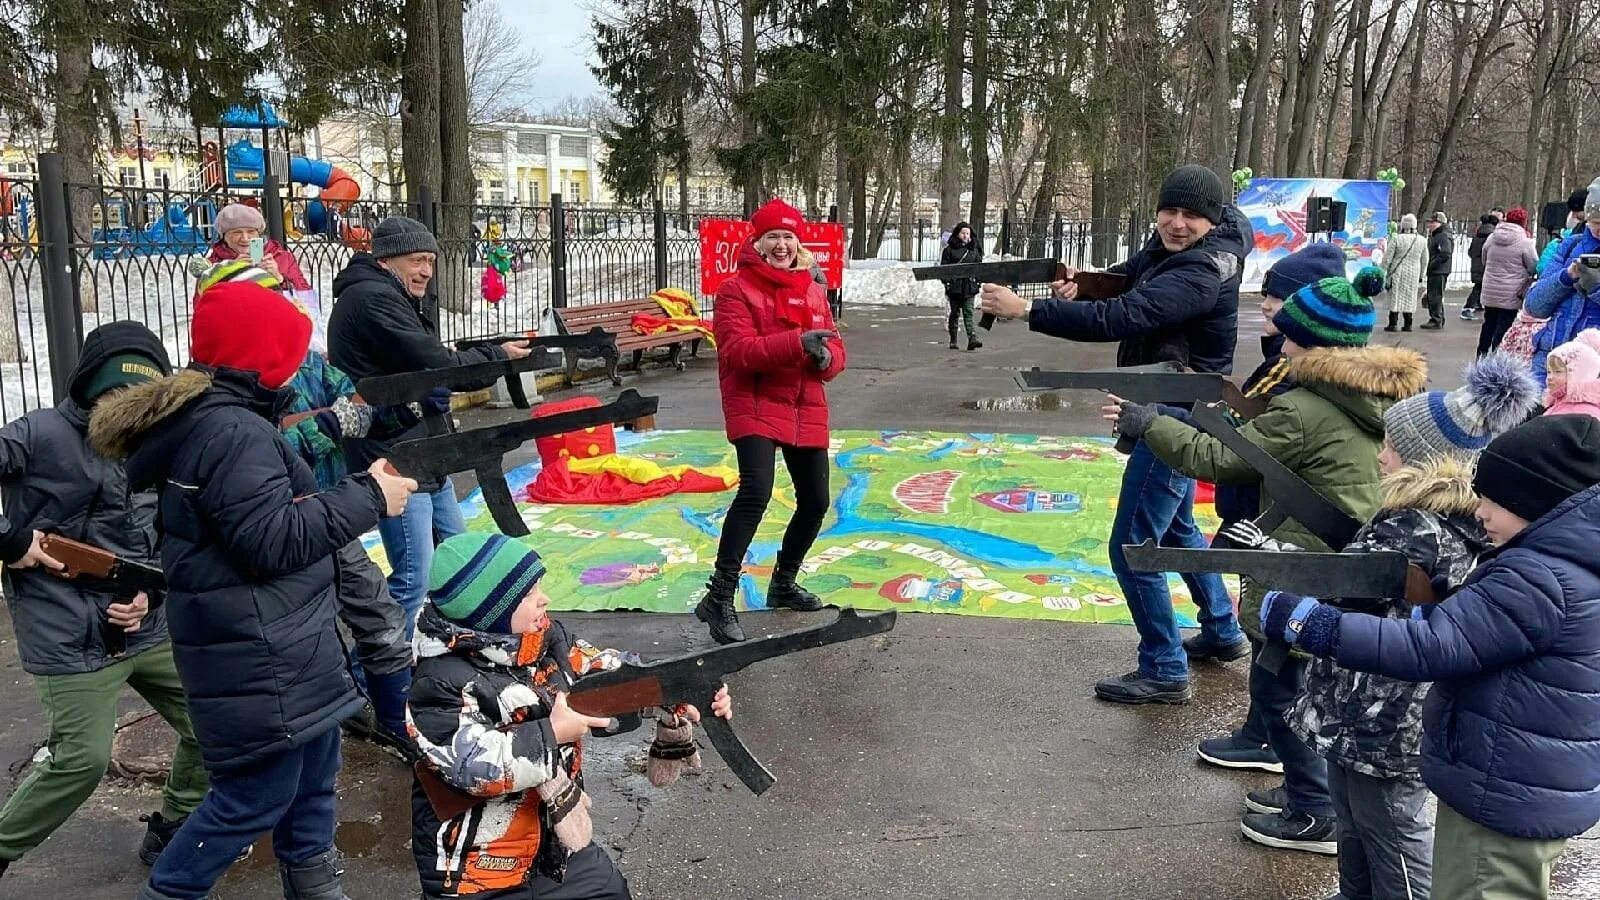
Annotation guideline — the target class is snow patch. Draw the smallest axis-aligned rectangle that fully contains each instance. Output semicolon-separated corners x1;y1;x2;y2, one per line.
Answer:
842;262;946;308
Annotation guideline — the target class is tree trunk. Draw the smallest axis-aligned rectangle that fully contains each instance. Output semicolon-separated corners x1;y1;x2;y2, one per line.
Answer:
1368;3;1422;174
401;0;443;201
739;0;760;213
1272;4;1301;171
1320;36;1353;175
967;0;991;242
1339;0;1372;178
897;147;915;262
1235;0;1278;171
436;0;475;314
677;166;689;221
1518;0;1557;215
1287;0;1335;175
53;0;97;316
1207;0;1234;175
937;0;967;231
1398;0;1429;212
1416;0;1514;216
834;140;850;238
849;159;868;259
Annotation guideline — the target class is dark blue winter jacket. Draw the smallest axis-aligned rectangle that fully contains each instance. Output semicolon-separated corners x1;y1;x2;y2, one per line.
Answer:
1027;206;1251;375
1334;483;1600;840
90;365;382;770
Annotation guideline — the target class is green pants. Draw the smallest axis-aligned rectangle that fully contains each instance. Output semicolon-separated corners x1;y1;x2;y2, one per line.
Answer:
1433;800;1567;899
946;294;976;339
0;640;207;862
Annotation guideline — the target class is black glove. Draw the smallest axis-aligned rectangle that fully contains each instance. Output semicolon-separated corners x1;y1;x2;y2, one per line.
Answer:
799;329;834;365
313;409;343;443
1113;400;1158;439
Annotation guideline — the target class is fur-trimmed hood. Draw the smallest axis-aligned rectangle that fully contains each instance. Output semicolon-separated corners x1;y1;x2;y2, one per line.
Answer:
1290;345;1429;400
88;367;213;460
1380;455;1480;516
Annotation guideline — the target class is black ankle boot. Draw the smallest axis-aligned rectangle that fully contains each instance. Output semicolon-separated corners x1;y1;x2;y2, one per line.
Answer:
967;335;983;351
280;849;349;900
1384;312;1399;333
694;570;745;643
1402;313;1414;332
948;330;958;350
767;568;825;611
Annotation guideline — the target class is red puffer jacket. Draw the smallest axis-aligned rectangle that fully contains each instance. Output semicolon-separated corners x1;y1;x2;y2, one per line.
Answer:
714;239;846;448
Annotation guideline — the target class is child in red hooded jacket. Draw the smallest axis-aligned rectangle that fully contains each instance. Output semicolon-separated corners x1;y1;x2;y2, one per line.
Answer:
695;199;847;644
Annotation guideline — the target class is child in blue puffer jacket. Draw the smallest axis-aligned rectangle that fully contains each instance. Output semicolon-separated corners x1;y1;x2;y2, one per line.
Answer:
1261;413;1600;900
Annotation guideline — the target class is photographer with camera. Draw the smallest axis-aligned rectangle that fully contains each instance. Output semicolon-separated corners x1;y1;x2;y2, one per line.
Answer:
1525;178;1600;387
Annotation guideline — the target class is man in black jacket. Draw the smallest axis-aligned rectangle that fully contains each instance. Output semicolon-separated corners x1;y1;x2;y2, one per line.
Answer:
0;323;206;880
1461;211;1498;321
980;164;1252;704
1421;212;1454;329
328;217;531;639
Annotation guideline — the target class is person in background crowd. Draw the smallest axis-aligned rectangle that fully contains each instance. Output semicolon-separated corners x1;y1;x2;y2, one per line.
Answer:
1524;177;1600;387
208;203;311;292
939;222;983;351
697;199;847;645
1537;188;1590;275
1460;212;1498;322
90;282;416;900
1541;330;1600;420
980;164;1252;704
0;324;205;881
1420;212;1454;330
328;217;533;640
1260;413;1600;900
1382;214;1427;333
1477;206;1538;357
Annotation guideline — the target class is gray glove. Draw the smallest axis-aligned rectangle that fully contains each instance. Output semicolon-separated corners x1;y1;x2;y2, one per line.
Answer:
1113;401;1158;439
1576;258;1600;294
799;329;835;366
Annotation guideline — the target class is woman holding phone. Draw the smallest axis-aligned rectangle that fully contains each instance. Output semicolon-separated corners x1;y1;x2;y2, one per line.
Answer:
694;198;847;645
208;203;311;291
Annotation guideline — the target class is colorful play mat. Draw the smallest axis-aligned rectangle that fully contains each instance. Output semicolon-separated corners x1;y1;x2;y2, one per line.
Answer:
361;429;1226;626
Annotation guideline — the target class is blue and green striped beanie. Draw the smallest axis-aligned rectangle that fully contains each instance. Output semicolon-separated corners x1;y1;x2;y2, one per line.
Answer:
429;533;546;634
1272;266;1384;350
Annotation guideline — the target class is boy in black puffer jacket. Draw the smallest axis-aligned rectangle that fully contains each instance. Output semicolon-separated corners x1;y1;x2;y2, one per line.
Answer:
409;533;731;899
91;282;417;900
0;323;203;880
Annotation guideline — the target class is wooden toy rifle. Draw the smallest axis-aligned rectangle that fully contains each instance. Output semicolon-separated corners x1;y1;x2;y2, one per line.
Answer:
38;534;165;658
912;261;1128;329
1014;366;1268;452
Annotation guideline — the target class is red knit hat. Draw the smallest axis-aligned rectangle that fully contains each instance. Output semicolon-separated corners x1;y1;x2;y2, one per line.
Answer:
750;198;805;237
190;281;311;388
1505;206;1529;228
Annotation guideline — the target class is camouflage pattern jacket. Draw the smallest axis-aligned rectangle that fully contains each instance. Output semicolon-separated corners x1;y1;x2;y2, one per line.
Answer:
407;606;625;896
1288;457;1490;778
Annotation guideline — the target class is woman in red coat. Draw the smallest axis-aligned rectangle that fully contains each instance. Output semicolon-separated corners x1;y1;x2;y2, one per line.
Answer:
695;199;847;643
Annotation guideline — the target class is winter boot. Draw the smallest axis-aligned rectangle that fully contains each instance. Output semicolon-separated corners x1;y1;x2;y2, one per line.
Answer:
767;567;825;611
1384;312;1400;333
1402;313;1414;332
138;883;200;900
280;849;350;900
140;812;253;866
948;326;959;350
966;335;983;351
694;570;746;644
1420;318;1443;330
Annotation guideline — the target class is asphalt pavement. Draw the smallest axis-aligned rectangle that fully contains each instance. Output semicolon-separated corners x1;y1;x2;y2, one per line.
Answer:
4;296;1595;899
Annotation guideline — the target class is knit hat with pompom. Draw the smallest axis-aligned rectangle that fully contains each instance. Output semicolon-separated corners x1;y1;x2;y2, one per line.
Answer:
1272;265;1384;350
1383;353;1541;465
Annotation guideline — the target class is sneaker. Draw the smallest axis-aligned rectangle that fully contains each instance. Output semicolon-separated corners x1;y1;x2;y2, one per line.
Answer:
1240;809;1338;855
1094;671;1193;705
140;813;253;866
1244;785;1287;815
1197;733;1283;773
1460;308;1477;321
1183;633;1250;663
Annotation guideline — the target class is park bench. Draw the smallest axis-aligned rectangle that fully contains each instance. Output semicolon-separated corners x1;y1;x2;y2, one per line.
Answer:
551;297;705;387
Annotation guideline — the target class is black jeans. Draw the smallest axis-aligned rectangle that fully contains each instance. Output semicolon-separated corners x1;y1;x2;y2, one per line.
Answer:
1248;651;1332;817
1425;273;1448;322
714;436;831;577
1464;281;1483;311
1477;307;1518;357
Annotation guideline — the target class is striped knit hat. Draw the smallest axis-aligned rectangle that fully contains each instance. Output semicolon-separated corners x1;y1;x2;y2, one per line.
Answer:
1383;353;1539;465
190;257;282;294
429;533;547;634
1272;266;1384;350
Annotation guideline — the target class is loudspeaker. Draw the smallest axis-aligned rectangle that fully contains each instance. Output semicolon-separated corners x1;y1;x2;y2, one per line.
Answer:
1305;197;1348;233
1541;202;1570;234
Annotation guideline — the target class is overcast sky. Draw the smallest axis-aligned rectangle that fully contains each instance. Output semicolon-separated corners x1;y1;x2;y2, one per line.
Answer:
505;3;605;107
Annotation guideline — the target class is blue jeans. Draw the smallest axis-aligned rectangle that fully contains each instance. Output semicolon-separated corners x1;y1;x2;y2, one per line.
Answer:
1250;654;1333;817
376;477;468;640
1107;440;1242;682
147;727;341;898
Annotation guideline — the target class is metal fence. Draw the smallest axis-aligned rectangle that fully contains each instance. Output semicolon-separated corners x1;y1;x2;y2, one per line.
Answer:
0;151;743;421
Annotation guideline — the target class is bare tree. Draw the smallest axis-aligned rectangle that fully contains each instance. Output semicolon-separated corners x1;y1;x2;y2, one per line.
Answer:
463;0;543;125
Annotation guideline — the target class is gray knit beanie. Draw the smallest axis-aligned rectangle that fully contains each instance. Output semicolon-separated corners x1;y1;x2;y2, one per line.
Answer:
1383;354;1539;466
1585;176;1600;221
372;216;440;259
214;203;266;235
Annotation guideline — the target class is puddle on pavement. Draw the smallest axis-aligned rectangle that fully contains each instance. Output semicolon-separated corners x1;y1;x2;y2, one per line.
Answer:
335;819;385;858
961;393;1070;412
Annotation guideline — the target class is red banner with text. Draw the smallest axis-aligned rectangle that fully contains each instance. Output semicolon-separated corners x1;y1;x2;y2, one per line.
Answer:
698;219;846;295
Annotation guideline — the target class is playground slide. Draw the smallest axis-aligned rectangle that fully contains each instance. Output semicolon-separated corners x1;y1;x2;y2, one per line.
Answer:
225;140;366;245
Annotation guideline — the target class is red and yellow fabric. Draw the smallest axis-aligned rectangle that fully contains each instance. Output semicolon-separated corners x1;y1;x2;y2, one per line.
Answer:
523;395;736;505
630;287;716;347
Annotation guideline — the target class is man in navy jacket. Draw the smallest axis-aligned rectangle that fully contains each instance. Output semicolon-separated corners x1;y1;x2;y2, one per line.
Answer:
981;164;1252;704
